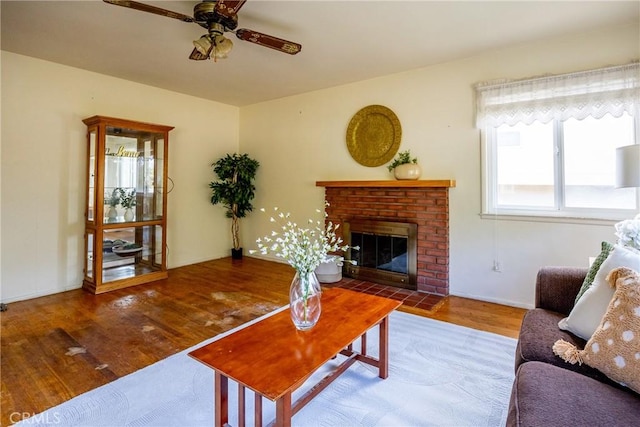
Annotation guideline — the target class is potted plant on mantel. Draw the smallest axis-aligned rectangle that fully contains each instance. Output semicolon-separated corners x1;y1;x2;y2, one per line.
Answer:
209;153;260;259
387;150;422;180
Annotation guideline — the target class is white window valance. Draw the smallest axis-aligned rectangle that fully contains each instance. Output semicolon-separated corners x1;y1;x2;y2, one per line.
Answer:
475;62;640;128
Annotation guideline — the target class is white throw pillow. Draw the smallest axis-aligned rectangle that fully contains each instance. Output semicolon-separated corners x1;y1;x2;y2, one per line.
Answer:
558;244;640;340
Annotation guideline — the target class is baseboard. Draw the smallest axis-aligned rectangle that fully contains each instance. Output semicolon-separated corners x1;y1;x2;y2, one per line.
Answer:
449;291;533;310
246;253;289;265
0;284;83;305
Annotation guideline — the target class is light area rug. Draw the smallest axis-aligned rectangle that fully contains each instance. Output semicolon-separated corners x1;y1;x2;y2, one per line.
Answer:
18;309;517;427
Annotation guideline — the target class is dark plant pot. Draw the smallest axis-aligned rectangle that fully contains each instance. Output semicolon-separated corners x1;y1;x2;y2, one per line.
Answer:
231;248;243;260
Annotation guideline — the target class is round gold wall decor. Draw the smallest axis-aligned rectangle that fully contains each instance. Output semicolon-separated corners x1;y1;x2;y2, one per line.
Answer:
346;105;402;167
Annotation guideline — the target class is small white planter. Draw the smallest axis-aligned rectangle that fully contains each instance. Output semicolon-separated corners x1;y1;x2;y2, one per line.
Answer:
315;257;343;283
394;163;422;180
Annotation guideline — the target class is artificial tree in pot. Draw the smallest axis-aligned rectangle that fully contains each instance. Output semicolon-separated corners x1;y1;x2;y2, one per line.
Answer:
209;153;260;259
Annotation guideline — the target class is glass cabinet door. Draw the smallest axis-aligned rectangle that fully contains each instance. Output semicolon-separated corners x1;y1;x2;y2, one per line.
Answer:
104;128;165;223
102;225;164;282
154;137;165;219
87;128;97;223
85;231;95;280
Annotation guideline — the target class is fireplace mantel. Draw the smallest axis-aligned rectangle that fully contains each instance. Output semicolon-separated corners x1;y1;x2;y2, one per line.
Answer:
316;180;456;188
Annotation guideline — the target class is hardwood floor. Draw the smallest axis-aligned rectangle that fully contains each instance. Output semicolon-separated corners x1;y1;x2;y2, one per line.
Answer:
0;257;526;426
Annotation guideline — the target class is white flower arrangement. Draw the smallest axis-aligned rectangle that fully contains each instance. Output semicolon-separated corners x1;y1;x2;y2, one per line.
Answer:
614;214;640;251
250;204;356;275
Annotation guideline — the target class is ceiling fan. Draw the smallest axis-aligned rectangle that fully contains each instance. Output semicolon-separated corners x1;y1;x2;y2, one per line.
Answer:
103;0;302;61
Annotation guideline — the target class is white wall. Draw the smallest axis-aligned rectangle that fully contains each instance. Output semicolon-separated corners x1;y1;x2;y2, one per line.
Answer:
2;23;638;307
240;23;640;308
0;52;239;302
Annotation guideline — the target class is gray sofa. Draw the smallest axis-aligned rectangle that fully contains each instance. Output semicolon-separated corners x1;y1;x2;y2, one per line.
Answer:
507;267;640;426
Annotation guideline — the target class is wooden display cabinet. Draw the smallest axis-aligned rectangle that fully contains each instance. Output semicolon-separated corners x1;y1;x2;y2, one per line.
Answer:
82;116;173;294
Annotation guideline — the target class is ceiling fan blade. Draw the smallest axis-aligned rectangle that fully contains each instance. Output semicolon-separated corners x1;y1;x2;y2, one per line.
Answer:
103;0;194;23
189;46;211;61
235;29;302;55
215;0;248;17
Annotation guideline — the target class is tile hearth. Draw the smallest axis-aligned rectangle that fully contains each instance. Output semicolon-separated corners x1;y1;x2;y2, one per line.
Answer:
324;277;445;312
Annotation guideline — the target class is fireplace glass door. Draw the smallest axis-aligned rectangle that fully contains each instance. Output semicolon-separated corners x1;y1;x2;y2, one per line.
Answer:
351;233;409;274
344;220;417;290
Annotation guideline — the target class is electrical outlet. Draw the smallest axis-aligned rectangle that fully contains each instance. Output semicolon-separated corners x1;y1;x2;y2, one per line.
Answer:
492;260;502;272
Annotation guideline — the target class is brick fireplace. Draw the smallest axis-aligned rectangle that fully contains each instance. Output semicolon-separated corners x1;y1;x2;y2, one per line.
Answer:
317;180;455;295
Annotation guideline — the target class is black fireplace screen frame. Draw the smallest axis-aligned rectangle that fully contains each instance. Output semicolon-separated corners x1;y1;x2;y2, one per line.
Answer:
343;219;417;290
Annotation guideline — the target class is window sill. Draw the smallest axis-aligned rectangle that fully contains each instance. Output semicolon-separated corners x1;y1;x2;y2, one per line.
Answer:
479;212;622;226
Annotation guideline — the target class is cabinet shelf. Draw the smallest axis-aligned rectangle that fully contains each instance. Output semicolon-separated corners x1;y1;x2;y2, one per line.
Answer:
82;116;173;294
101;219;164;229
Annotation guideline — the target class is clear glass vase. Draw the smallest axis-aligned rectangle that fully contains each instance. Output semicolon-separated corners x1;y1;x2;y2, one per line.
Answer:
289;270;322;331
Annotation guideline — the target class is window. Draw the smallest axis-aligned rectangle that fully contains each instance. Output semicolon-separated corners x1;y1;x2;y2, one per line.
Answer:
477;62;640;220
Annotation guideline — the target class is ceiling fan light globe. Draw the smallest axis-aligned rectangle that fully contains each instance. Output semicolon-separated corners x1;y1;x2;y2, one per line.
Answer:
193;35;212;55
213;35;233;58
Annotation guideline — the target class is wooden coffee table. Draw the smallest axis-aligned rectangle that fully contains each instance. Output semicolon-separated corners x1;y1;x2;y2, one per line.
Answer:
188;288;402;427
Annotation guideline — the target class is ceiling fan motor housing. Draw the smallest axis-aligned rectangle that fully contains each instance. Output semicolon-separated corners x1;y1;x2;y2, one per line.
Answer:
194;1;238;31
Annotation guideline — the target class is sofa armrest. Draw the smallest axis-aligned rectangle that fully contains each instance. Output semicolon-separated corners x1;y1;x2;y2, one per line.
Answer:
535;266;588;315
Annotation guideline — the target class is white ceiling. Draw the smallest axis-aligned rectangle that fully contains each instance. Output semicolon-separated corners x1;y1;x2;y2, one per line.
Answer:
2;1;638;106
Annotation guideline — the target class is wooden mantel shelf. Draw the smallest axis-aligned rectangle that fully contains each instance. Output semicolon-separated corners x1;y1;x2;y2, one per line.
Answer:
316;179;456;188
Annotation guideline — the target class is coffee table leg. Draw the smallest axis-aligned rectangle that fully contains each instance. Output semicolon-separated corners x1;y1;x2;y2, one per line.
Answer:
379;315;390;379
238;384;245;427
275;392;292;427
361;332;367;356
255;393;262;427
215;372;228;427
